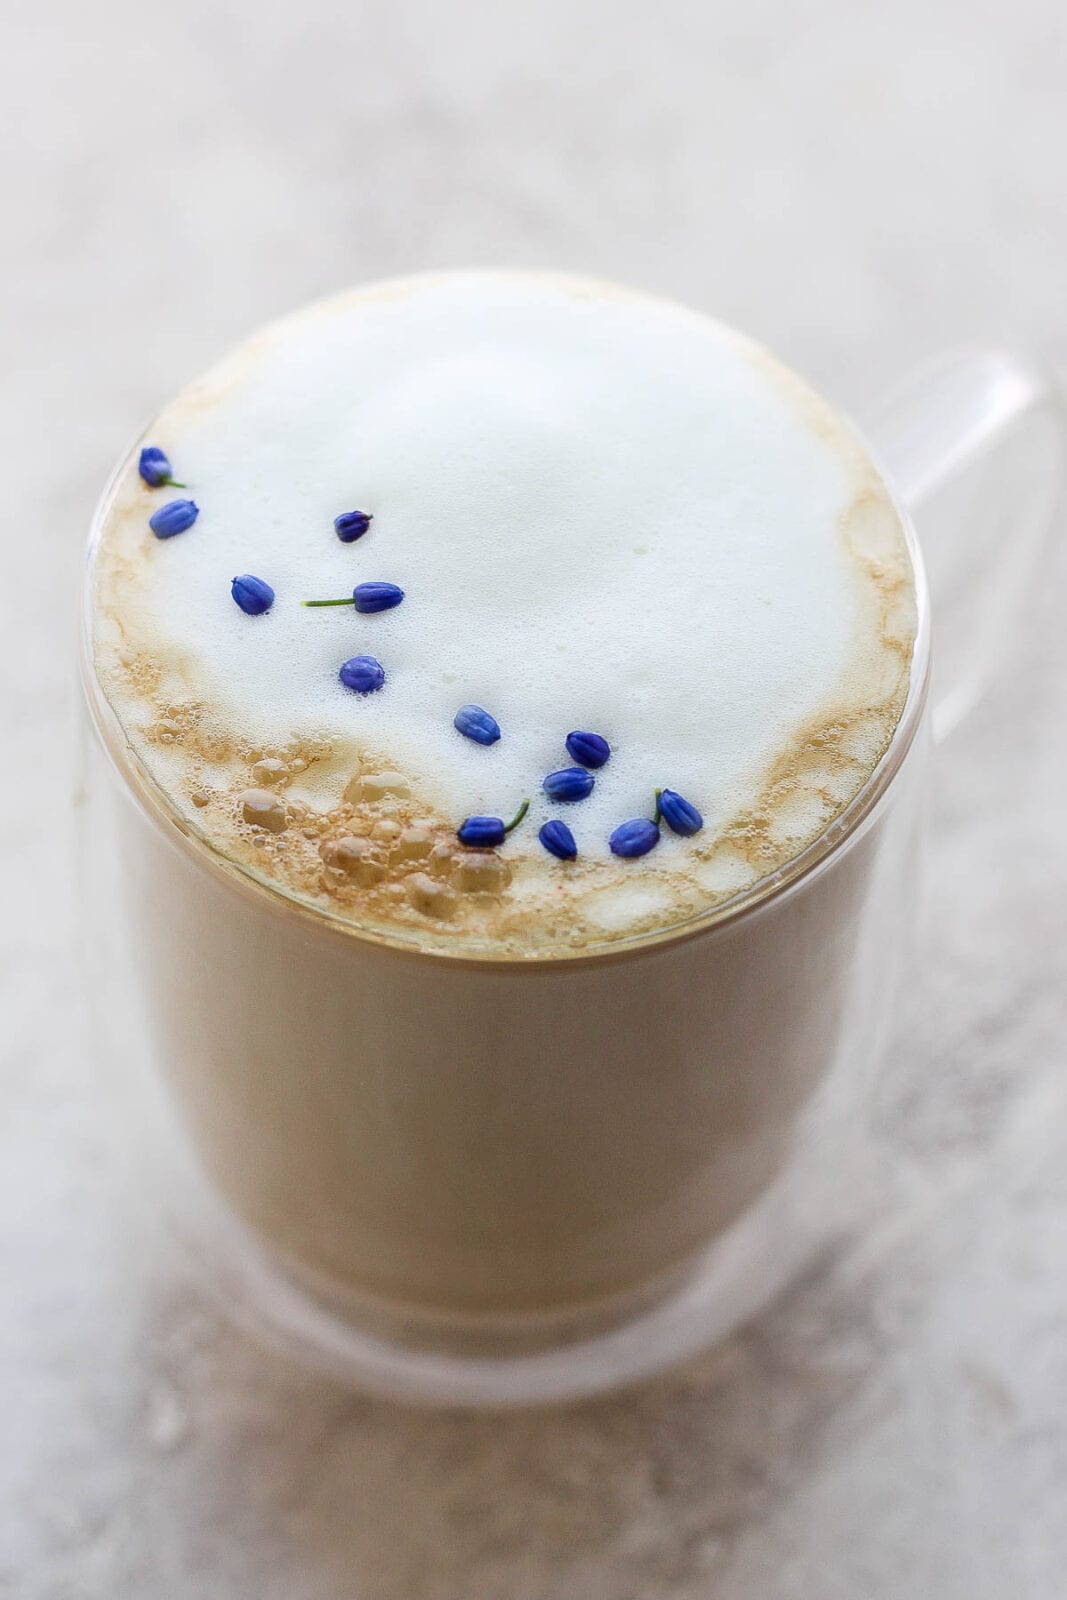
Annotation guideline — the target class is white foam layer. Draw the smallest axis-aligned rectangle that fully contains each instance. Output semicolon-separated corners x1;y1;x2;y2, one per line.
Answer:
91;272;916;950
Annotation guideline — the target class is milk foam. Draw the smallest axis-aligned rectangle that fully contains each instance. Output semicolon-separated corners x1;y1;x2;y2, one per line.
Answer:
91;272;917;954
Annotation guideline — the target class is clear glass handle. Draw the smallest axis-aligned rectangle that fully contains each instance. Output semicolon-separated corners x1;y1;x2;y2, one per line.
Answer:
865;350;1066;741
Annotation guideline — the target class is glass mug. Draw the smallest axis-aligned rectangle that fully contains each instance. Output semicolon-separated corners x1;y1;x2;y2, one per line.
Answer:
79;338;1064;1407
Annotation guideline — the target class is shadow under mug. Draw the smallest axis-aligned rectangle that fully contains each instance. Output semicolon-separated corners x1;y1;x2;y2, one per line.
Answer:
79;346;1064;1407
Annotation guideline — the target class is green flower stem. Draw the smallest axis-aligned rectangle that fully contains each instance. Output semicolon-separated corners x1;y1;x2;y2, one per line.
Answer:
302;597;355;607
504;799;530;834
652;788;663;825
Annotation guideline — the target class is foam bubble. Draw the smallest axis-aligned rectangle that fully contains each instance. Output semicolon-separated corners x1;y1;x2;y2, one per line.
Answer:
91;271;917;953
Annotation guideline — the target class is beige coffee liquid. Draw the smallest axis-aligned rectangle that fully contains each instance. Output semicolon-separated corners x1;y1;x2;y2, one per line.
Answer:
92;272;917;957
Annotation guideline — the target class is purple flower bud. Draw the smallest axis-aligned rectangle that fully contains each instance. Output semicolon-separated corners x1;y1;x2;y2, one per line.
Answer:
454;704;501;745
338;654;385;694
353;581;404;613
457;798;529;848
231;574;275;615
334;509;373;543
609;818;660;858
539;820;577;860
149;498;199;539
138;446;183;488
457;815;505;848
565;730;611;769
658;789;703;836
543;767;595;802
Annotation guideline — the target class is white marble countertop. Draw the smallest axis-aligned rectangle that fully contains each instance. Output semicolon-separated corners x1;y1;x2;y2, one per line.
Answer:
2;2;1065;1594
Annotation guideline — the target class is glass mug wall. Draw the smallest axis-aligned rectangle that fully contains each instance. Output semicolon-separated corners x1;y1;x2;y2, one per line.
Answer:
79;339;1062;1407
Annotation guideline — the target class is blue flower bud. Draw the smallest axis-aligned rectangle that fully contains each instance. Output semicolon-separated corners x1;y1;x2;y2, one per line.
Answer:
457;798;528;848
138;446;183;488
539;820;577;860
609;818;660;858
458;815;505;848
334;509;373;542
149;498;199;538
338;654;385;694
543;767;595;802
454;704;501;745
231;574;275;615
353;581;404;613
565;730;611;769
658;789;704;836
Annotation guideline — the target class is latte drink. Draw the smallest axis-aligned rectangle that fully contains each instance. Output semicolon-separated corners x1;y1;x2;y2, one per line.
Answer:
85;273;921;1349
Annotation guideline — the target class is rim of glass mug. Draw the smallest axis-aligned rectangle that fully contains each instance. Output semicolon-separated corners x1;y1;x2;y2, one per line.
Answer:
79;423;932;970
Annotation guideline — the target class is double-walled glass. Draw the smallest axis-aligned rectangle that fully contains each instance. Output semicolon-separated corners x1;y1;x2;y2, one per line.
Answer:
79;344;1062;1406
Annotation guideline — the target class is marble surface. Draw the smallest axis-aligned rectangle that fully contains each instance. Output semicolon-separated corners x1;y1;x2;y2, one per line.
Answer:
2;1;1066;1594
